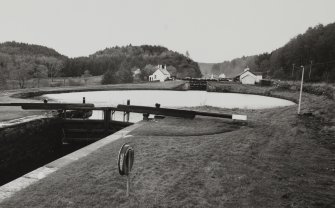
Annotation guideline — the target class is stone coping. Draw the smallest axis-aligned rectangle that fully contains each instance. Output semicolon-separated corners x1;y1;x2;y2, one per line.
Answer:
0;122;142;203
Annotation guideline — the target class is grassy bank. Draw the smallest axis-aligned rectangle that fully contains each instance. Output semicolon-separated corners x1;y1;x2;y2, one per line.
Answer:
1;82;334;207
208;81;335;102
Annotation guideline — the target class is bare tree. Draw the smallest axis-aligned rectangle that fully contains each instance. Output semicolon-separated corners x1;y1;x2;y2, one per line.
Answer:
33;64;48;87
39;56;64;82
10;59;34;89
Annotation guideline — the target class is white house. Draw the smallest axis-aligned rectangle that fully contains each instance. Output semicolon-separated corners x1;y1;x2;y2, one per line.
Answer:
235;68;262;85
149;65;171;82
219;73;226;79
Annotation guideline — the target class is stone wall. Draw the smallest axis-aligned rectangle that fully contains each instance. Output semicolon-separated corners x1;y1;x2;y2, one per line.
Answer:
0;118;62;186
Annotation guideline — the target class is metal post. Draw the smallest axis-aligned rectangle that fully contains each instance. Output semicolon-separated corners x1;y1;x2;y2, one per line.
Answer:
298;66;305;114
126;175;130;197
104;109;111;131
126;155;131;197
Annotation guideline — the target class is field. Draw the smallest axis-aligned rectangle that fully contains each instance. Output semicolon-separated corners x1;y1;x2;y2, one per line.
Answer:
2;76;103;90
0;81;334;207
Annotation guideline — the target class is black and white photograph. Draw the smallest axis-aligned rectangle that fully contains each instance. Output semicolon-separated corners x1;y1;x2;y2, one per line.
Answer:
0;0;334;207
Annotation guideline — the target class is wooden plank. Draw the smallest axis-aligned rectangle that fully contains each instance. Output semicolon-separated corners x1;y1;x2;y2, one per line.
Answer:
21;103;95;110
0;103;95;110
64;137;101;143
64;129;107;133
117;105;196;119
117;105;238;119
195;111;232;119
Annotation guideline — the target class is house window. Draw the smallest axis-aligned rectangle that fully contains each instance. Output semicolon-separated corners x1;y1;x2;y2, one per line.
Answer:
154;75;156;79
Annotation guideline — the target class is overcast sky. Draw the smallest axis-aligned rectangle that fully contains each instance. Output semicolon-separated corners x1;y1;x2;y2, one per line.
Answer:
0;0;334;63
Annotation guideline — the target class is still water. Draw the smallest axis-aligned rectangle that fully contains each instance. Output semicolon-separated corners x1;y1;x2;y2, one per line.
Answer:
44;90;295;122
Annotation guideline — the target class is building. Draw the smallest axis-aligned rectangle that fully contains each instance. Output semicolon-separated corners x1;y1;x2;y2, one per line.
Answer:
149;65;171;82
219;73;226;79
234;68;263;85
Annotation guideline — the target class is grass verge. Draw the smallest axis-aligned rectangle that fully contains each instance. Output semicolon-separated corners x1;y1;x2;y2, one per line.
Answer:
0;82;334;207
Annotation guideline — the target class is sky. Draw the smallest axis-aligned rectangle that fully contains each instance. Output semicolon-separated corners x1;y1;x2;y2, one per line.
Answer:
0;0;334;63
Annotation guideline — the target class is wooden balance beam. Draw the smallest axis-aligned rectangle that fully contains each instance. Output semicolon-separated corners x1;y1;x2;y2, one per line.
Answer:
117;105;247;120
0;103;95;110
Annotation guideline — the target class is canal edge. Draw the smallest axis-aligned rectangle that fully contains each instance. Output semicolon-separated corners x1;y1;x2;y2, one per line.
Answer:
0;122;143;203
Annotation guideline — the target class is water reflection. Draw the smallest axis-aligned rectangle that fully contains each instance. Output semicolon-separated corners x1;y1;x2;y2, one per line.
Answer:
44;90;295;122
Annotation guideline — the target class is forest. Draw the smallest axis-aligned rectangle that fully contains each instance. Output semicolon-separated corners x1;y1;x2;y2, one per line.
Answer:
0;42;66;88
63;45;202;84
212;22;335;82
0;43;201;89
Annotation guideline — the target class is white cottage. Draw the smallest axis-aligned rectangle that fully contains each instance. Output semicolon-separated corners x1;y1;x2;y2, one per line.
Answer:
149;65;171;82
235;68;262;85
219;73;226;79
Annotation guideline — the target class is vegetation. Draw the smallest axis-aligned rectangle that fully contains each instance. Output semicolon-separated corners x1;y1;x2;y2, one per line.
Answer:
0;42;201;88
68;45;201;84
212;22;335;82
0;42;66;89
1;87;334;207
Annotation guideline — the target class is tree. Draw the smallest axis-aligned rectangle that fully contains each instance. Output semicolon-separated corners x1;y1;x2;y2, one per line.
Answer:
40;56;64;81
82;70;92;85
10;59;34;88
141;64;156;81
185;50;190;58
0;58;9;89
101;70;117;84
166;65;177;77
115;61;133;83
0;73;6;89
33;64;48;87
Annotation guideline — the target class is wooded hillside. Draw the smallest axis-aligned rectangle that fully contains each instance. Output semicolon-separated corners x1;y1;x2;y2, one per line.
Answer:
62;45;202;84
0;43;201;89
212;22;335;82
0;42;66;88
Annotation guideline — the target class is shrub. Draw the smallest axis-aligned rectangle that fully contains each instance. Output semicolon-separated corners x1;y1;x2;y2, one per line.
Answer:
68;79;82;86
49;81;63;87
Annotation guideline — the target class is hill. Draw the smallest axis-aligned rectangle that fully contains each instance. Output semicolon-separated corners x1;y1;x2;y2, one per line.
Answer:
211;22;335;82
198;63;214;77
0;41;67;89
0;41;66;58
61;45;202;84
0;42;202;88
211;56;257;78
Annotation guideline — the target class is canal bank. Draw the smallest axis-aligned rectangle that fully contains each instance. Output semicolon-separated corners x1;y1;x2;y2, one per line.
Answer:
0;81;186;196
0;122;143;202
1;93;334;207
0;81;334;207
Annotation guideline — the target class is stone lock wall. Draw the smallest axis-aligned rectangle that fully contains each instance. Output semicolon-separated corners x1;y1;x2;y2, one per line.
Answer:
0;118;62;185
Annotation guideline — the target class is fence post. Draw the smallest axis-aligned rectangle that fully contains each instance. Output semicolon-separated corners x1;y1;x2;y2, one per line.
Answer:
126;99;130;122
298;66;305;114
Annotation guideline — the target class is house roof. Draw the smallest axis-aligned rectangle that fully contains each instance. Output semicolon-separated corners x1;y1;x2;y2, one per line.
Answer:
235;69;262;78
